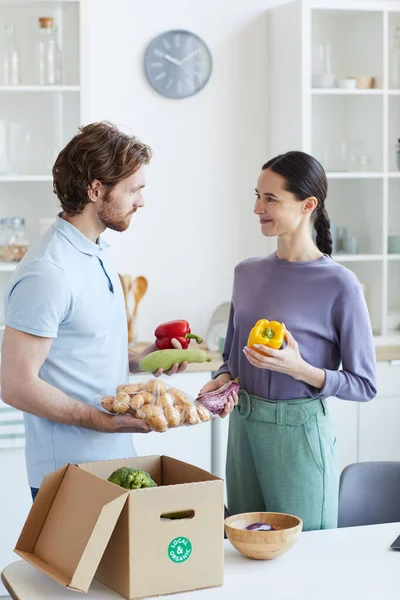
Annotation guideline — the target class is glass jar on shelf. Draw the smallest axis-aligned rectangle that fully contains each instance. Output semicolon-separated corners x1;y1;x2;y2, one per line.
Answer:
0;25;21;85
35;17;62;85
396;138;400;171
0;217;29;262
312;43;336;88
390;26;400;89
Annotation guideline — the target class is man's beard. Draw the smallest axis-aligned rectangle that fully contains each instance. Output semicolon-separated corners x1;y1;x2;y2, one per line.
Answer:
98;189;134;232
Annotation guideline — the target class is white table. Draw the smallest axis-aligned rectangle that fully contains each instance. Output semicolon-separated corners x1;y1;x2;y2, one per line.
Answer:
2;523;399;600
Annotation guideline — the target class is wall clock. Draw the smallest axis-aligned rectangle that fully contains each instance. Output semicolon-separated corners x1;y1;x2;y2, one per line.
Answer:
144;30;212;99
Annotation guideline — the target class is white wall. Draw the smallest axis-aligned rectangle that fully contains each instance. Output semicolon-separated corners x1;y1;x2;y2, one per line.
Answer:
84;0;277;342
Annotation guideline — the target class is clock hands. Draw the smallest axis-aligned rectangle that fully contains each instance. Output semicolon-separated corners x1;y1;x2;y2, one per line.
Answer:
161;46;204;89
179;49;201;65
164;53;181;66
163;49;200;68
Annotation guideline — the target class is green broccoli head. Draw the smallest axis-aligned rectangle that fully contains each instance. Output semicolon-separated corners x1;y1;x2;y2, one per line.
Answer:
108;467;132;487
132;469;157;488
108;467;157;489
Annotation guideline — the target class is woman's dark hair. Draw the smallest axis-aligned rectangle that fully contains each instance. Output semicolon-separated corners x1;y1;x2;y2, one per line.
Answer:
53;121;152;216
262;150;332;256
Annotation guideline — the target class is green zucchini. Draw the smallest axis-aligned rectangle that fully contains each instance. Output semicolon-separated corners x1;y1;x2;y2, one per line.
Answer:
139;349;211;372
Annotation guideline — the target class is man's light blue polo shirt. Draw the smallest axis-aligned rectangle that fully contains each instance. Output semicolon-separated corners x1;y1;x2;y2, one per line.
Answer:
4;216;134;487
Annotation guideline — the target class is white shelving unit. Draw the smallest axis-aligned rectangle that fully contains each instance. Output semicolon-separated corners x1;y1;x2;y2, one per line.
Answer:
0;84;80;91
0;175;53;181
0;261;17;272
0;0;84;321
0;4;85;594
269;0;400;339
311;88;384;95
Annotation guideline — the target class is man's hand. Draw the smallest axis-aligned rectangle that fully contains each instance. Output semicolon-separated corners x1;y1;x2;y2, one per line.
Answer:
107;413;150;434
129;338;188;377
0;326;151;433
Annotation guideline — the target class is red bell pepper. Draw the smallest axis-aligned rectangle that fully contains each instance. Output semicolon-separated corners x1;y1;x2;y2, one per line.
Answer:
154;320;203;350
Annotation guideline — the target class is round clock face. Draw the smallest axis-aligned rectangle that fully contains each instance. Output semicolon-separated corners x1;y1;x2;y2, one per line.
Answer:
144;30;212;99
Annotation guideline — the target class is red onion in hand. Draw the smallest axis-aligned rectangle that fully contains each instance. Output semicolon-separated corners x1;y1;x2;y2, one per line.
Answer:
196;379;240;415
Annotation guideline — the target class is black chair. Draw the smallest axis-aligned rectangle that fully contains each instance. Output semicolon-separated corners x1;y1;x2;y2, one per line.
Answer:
338;461;400;528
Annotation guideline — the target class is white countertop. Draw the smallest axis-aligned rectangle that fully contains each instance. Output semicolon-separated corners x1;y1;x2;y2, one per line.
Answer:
2;522;399;600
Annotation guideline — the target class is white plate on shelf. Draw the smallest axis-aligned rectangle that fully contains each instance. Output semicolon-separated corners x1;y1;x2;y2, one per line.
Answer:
210;302;231;325
205;321;229;352
205;302;231;351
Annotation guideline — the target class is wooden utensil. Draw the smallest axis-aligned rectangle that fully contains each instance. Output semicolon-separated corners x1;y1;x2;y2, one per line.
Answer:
132;276;148;318
118;274;132;318
118;274;148;344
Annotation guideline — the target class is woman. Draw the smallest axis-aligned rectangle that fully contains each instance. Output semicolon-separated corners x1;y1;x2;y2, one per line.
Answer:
201;151;377;530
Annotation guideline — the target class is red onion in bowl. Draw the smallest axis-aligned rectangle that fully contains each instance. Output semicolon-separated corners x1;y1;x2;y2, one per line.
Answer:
245;521;275;531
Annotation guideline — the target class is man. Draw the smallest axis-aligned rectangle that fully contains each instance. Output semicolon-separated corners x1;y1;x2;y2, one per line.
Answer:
1;122;186;500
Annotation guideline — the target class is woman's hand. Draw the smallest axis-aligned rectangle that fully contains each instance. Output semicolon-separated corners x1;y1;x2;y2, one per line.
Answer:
243;327;305;378
243;327;326;389
199;373;239;419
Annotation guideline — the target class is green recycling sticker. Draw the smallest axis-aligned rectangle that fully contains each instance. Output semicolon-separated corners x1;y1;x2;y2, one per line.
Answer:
168;537;192;563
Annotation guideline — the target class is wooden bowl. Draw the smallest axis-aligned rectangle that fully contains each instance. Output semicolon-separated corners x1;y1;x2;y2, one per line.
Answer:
224;511;303;560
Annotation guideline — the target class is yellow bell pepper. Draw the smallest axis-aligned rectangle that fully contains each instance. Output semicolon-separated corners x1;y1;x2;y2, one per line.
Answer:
247;319;285;350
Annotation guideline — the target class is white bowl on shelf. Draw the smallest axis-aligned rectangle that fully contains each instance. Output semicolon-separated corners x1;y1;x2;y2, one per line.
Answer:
337;78;357;89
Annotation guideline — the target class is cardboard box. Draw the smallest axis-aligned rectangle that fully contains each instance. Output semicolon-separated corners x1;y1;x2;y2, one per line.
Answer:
14;455;224;599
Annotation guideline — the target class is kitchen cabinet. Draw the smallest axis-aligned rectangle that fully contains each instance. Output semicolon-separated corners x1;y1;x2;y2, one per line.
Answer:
0;0;84;326
327;397;359;471
359;360;400;461
269;0;400;340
